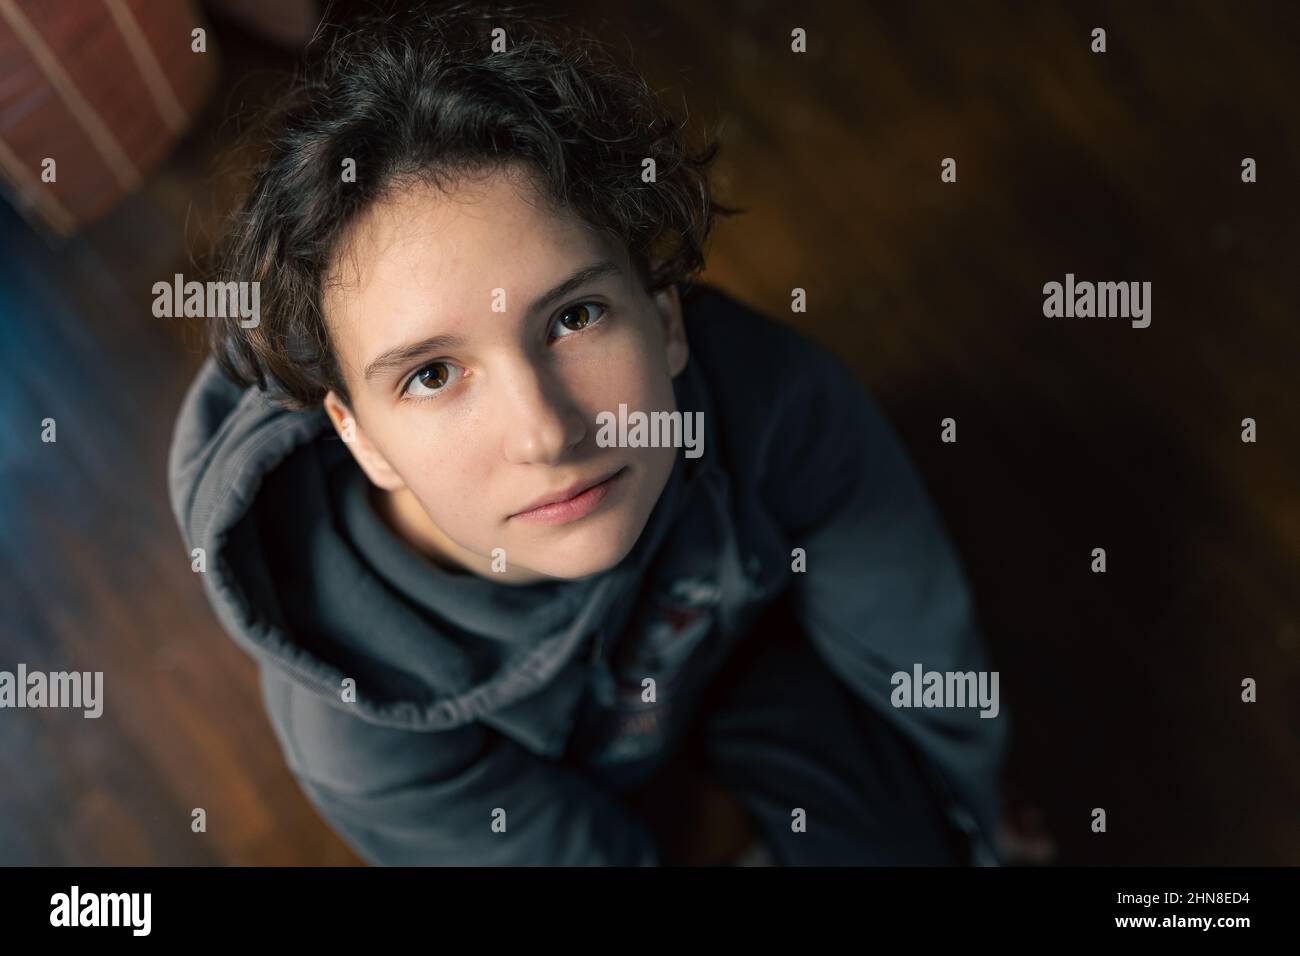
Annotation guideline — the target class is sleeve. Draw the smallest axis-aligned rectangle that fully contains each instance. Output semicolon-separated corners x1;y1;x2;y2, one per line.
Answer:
259;668;661;866
757;337;1011;865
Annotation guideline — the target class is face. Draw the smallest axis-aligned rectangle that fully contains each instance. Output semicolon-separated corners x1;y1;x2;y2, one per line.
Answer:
321;164;689;585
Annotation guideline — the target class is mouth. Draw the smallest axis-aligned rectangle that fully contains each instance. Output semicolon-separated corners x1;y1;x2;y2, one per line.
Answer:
509;466;627;525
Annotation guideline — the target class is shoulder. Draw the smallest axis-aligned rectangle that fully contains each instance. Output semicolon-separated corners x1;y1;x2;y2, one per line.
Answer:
677;282;870;483
680;282;845;385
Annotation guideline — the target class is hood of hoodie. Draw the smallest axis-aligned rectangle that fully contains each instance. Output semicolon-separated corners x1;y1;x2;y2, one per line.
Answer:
167;284;750;747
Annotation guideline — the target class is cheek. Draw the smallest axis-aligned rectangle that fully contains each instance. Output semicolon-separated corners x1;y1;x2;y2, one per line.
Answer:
404;456;492;542
380;413;493;505
576;327;675;409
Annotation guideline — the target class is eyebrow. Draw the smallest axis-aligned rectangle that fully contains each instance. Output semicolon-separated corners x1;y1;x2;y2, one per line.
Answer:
361;258;625;383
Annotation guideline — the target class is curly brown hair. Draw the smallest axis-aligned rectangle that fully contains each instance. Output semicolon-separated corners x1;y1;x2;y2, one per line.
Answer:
208;1;740;410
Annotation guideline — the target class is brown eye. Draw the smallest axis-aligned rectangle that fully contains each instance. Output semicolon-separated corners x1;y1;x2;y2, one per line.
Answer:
552;302;607;338
403;361;459;400
417;363;449;388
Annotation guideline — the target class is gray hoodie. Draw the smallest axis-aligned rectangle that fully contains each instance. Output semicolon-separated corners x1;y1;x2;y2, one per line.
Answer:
167;282;1010;866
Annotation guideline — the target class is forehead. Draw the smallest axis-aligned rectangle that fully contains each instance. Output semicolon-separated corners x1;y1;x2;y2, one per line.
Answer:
323;165;620;334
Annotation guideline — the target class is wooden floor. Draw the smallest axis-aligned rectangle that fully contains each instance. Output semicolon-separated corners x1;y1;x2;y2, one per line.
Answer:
1;0;1296;865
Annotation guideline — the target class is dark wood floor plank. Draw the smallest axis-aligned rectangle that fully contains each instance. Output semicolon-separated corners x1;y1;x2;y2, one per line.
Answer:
0;0;1295;865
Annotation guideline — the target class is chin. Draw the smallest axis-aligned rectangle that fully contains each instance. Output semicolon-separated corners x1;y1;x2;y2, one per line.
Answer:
522;512;643;581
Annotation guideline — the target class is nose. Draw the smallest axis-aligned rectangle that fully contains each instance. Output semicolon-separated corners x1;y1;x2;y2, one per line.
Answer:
499;357;587;466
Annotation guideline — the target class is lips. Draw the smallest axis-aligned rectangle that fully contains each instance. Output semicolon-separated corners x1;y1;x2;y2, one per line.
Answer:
509;467;626;524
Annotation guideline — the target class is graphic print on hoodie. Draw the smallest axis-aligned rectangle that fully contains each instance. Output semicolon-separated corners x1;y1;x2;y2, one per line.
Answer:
168;282;1010;866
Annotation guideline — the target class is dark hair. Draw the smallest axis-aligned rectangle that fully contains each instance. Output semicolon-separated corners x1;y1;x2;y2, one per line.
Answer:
209;1;740;410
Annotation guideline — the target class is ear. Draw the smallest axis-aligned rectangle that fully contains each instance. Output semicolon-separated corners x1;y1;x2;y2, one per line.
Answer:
323;390;406;491
652;282;689;377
